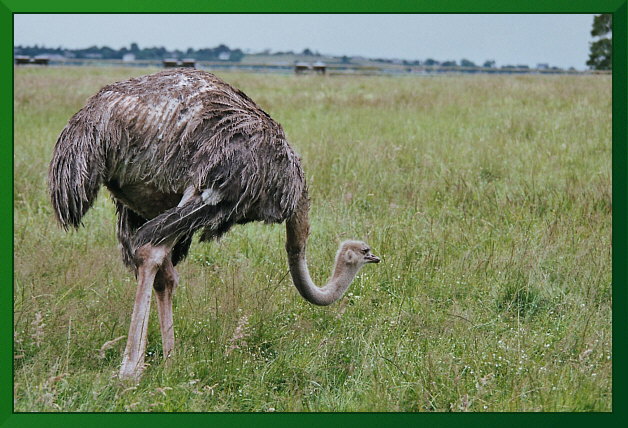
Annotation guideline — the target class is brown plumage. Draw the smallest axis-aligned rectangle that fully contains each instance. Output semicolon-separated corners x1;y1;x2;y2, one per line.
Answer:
48;69;379;380
49;69;304;266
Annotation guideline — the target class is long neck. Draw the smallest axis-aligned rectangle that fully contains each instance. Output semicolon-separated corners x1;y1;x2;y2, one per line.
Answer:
285;191;359;306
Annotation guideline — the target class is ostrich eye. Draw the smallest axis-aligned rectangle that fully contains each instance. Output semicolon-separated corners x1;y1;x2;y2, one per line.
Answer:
362;248;370;254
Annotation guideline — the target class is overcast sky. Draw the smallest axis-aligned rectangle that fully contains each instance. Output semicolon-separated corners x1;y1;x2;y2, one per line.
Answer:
14;14;597;69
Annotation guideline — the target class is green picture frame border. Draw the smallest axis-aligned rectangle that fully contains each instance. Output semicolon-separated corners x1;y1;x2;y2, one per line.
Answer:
2;1;625;427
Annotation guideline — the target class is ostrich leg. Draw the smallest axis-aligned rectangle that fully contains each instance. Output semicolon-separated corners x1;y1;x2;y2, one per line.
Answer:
117;191;228;379
153;257;178;360
119;244;169;380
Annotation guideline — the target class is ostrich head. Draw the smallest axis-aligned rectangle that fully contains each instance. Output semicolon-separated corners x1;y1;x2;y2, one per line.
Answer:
336;240;381;267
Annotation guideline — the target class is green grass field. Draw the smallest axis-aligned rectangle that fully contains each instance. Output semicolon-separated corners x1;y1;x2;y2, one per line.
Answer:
13;67;611;412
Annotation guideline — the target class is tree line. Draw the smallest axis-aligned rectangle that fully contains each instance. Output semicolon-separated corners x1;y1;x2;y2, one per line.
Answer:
11;43;560;70
13;43;245;62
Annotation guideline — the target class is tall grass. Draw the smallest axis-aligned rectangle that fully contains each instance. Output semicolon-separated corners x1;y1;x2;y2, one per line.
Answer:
13;67;611;412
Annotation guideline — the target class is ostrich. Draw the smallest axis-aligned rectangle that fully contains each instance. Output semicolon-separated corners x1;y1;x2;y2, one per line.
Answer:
48;69;380;380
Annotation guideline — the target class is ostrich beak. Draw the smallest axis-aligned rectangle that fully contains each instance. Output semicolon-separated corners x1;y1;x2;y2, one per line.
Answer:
365;253;381;263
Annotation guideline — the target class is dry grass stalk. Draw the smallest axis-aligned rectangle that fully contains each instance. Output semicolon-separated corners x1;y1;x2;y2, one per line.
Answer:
225;315;250;356
97;335;126;359
30;312;45;347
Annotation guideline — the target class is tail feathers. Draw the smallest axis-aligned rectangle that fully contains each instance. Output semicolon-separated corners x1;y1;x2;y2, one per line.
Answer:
48;120;104;229
115;202;195;270
132;198;236;252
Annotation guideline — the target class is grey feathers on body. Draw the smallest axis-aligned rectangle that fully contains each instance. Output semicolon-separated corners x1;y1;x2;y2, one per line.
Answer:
48;69;306;268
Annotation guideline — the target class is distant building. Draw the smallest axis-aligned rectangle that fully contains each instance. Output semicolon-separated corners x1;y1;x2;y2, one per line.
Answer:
32;56;50;65
161;58;196;68
294;62;311;74
294;62;327;75
313;61;326;75
15;56;30;65
218;52;231;61
15;55;49;65
122;53;136;62
162;58;178;68
536;63;549;70
181;58;196;68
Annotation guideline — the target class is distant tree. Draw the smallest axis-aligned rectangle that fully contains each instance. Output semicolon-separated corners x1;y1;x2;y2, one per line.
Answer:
424;58;439;66
341;55;351;64
587;14;612;70
103;46;121;59
130;42;139;53
195;47;217;60
229;49;245;62
215;44;230;55
441;60;457;67
483;60;495;68
460;58;476;67
591;13;612;36
302;48;313;56
135;46;168;60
